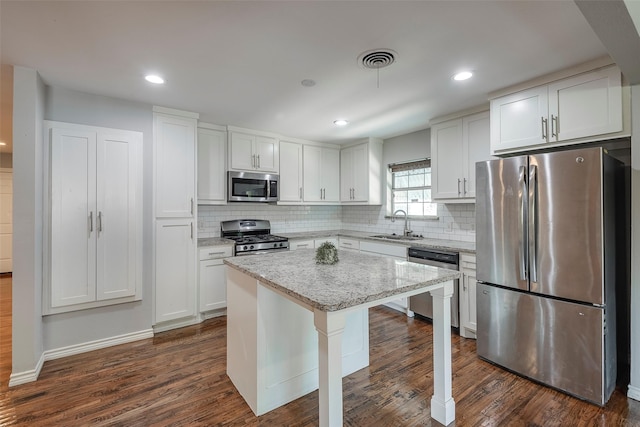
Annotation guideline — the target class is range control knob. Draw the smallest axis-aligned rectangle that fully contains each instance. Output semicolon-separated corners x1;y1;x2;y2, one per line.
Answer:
243;246;248;250
273;243;278;248
250;245;254;250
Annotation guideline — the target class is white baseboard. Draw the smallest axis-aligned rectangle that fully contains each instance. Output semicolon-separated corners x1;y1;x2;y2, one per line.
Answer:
44;329;154;361
628;384;640;401
153;316;199;333
8;352;45;387
8;329;154;387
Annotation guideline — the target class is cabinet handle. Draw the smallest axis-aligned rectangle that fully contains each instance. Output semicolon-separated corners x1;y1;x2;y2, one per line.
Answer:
98;211;103;232
257;154;260;169
208;251;226;256
190;223;194;239
463;178;467;195
190;198;194;216
541;117;548;141
551;114;558;138
300;187;303;200
251;154;256;168
89;211;94;233
457;178;461;196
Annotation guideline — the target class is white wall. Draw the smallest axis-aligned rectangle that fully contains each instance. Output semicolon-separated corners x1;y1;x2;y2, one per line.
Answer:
11;66;45;380
198;205;342;237
40;86;154;351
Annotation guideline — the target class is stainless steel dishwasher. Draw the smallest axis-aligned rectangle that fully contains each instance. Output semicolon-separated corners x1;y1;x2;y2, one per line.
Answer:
408;247;460;328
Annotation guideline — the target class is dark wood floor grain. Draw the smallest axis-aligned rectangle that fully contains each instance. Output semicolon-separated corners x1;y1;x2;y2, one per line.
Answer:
1;276;639;426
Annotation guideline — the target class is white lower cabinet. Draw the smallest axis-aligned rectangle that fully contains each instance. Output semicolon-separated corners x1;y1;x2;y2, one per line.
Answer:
459;253;477;339
155;219;196;324
338;237;360;252
359;241;411;316
199;245;233;312
289;239;314;250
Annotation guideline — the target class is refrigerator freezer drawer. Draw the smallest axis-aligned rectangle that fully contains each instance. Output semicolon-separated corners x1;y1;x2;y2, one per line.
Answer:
477;283;615;405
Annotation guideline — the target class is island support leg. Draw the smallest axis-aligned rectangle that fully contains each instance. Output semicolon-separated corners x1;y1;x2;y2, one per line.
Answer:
429;280;455;426
314;309;346;427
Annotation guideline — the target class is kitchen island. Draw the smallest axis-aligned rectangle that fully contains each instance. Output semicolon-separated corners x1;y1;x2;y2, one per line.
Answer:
224;249;460;427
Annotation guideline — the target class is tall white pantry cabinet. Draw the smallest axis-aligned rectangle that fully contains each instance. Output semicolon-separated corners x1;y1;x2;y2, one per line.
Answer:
44;121;143;314
153;107;198;330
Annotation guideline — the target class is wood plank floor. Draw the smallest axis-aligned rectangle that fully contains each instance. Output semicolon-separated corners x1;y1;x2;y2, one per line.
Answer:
1;275;639;426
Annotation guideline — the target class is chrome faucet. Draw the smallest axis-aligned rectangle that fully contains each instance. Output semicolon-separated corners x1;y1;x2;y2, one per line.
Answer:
392;209;412;236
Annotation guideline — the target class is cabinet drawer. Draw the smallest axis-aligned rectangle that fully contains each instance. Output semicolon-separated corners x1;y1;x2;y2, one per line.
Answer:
290;239;314;250
460;253;476;271
199;246;234;260
338;238;360;251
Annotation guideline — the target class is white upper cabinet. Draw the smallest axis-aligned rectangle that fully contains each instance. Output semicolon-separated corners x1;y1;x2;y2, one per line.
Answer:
45;122;142;314
490;65;625;154
197;125;227;205
548;66;622;142
154;112;197;217
229;131;279;173
303;144;340;203
432;111;491;202
340;138;382;205
279;140;304;203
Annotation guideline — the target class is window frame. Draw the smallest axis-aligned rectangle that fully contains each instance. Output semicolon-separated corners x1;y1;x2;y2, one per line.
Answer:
388;159;438;219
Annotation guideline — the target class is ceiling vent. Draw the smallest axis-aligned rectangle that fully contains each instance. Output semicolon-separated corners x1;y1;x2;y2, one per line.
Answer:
358;49;397;69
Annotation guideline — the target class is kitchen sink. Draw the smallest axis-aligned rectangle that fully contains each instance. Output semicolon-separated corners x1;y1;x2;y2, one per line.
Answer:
370;234;423;241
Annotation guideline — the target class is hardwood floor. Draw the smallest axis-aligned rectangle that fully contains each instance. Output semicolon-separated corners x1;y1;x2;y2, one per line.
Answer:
0;284;639;425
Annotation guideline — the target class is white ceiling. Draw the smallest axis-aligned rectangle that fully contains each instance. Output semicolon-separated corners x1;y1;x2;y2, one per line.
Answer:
0;1;628;149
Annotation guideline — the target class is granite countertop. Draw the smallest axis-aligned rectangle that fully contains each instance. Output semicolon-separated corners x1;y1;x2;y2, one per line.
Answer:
224;249;460;312
279;230;476;253
198;237;235;248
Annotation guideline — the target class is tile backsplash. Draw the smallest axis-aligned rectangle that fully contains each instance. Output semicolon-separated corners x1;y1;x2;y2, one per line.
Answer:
198;203;475;243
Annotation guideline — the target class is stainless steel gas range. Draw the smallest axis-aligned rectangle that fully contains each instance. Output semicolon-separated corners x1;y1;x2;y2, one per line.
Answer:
221;219;289;256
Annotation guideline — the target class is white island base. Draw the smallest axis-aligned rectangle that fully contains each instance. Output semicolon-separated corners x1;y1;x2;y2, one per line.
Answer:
226;267;369;416
225;250;457;427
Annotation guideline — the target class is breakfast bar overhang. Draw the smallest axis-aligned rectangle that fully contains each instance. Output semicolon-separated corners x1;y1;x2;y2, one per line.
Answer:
224;249;460;426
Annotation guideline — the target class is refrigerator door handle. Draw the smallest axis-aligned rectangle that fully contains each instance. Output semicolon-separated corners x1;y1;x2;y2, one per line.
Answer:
518;166;528;281
529;164;538;284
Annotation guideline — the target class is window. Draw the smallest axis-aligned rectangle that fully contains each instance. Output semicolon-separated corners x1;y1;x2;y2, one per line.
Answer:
390;159;437;217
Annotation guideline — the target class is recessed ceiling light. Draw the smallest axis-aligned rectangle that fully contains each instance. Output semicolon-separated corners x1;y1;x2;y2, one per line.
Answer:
333;119;349;126
301;79;316;87
145;74;165;84
453;71;473;81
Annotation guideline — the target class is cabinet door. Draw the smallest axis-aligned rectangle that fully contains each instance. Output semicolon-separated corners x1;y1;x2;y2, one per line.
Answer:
351;144;369;202
321;147;340;202
255;136;279;172
462;112;491;199
490;86;548;153
155;113;196;217
197;128;226;203
431;119;464;199
96;132;139;300
460;254;477;338
50;128;97;307
279;141;303;202
303;145;322;202
340;147;353;201
229;132;256;171
548;66;622;142
199;258;227;311
155;219;196;323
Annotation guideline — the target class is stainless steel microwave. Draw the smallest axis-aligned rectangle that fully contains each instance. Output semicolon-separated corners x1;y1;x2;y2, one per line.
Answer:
228;171;279;202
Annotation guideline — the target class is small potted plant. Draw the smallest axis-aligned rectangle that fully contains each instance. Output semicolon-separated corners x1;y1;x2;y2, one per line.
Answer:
315;241;339;265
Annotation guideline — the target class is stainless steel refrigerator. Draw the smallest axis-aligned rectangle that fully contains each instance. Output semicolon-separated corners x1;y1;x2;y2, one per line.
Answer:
475;146;624;406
